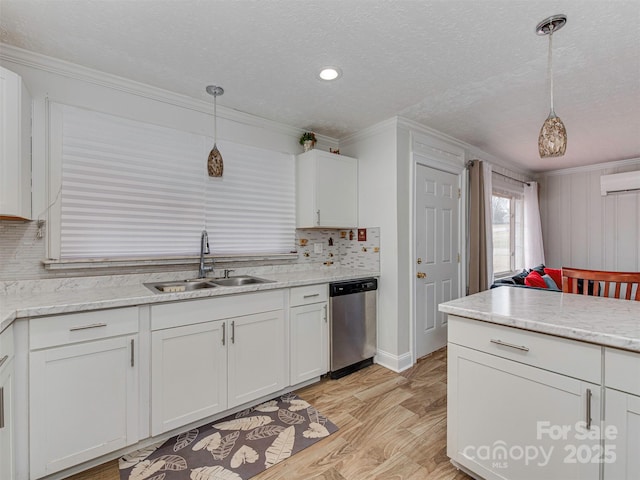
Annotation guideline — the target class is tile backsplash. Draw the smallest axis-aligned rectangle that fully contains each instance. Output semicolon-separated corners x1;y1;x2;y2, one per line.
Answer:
0;221;380;281
295;227;380;271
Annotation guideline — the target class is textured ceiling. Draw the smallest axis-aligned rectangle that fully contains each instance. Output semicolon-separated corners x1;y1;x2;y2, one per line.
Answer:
1;0;639;173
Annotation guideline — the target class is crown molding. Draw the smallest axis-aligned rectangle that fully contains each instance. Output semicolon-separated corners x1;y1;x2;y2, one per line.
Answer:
539;156;640;177
0;43;333;142
339;117;399;146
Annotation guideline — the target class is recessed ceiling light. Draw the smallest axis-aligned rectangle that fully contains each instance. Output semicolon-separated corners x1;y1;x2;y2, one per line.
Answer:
318;67;342;81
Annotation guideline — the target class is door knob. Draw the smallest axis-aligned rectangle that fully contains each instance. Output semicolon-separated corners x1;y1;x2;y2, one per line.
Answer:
417;272;426;279
416;258;422;264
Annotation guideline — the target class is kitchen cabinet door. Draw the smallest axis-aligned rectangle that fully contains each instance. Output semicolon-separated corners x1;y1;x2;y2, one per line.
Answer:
227;310;286;408
0;66;32;220
605;389;640;480
151;320;228;435
290;302;328;385
296;150;357;228
30;335;139;478
448;343;600;480
0;355;14;480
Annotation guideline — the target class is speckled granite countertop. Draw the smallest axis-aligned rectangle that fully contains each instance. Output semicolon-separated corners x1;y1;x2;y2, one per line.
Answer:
0;267;379;332
439;287;640;353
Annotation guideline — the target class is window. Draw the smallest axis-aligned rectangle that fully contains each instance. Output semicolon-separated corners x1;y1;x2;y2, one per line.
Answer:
53;104;295;260
492;192;524;276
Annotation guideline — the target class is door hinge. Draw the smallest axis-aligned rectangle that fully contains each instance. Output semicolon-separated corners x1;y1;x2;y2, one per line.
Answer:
457;253;460;263
458;188;461;199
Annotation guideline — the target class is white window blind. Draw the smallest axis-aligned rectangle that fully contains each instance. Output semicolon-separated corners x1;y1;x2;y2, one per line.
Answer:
206;141;295;254
58;105;295;259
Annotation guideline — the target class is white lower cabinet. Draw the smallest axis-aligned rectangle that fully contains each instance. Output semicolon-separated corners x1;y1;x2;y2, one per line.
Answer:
151;320;227;435
227;310;286;408
0;325;15;480
604;347;640;480
29;308;139;479
289;285;328;385
150;291;286;435
448;316;602;480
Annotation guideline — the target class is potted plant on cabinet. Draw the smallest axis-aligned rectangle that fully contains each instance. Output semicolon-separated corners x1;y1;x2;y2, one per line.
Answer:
299;132;317;152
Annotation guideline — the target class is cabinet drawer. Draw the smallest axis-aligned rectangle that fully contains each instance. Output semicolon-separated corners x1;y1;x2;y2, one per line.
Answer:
0;324;14;368
290;284;328;307
605;347;640;396
151;290;285;330
448;315;601;384
30;307;139;350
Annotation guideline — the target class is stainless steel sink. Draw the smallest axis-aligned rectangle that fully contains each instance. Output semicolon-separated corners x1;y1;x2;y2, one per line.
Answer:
210;275;274;287
144;280;218;294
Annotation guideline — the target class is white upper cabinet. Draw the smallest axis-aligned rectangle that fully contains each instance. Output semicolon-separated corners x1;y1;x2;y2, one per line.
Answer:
296;150;357;228
0;66;32;220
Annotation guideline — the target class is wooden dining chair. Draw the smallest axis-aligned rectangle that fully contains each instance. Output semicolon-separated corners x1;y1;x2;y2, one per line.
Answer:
561;267;640;301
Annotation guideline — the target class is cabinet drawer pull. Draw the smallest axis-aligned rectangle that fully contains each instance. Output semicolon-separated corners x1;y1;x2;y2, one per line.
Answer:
0;386;4;429
130;339;135;367
222;322;226;346
490;339;530;352
586;388;592;430
231;321;235;344
0;355;8;369
303;293;320;299
69;322;107;332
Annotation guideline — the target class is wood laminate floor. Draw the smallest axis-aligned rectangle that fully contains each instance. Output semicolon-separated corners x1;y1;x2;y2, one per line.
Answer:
67;348;469;480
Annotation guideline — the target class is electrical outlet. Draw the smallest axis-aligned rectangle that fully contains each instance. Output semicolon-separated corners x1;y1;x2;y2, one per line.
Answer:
314;243;323;254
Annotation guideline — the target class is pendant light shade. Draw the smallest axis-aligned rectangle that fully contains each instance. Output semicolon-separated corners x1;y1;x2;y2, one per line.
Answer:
538;112;567;157
206;85;224;177
536;14;567;158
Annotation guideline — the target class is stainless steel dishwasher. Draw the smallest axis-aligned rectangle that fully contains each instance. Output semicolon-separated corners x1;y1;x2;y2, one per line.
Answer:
329;278;377;379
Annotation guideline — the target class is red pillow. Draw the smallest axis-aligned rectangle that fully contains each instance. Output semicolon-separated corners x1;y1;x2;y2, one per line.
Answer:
525;270;548;288
544;268;562;288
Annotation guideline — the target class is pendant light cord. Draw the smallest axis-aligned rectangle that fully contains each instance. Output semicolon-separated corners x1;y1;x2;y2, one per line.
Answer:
214;93;218;143
548;28;554;113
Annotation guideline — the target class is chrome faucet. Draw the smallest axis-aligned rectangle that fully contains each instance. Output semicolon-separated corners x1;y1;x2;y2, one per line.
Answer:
198;230;214;278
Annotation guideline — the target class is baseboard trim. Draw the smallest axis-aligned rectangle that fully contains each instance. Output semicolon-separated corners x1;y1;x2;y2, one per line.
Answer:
375;349;413;373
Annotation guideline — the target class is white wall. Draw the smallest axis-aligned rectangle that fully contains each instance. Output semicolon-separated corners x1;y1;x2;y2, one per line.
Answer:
539;158;640;271
340;120;403;365
0;46;339;279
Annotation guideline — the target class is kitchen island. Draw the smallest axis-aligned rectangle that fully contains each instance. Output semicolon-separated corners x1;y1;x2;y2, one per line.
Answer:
439;287;640;480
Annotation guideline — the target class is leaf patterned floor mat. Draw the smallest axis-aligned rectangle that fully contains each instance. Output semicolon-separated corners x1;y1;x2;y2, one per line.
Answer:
119;393;338;480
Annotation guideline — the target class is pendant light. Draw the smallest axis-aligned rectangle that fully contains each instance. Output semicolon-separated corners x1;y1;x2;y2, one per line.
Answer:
206;85;224;177
536;14;567;158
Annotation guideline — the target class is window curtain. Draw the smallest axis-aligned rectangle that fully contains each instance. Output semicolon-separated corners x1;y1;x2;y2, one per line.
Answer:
523;181;545;267
468;159;493;294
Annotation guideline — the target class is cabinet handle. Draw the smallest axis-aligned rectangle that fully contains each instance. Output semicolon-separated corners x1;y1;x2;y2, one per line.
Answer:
69;322;107;332
222;322;226;346
303;293;320;299
316;209;320;226
231;320;235;344
0;355;8;369
585;388;592;430
490;339;530;352
130;339;135;367
323;304;328;323
0;386;4;429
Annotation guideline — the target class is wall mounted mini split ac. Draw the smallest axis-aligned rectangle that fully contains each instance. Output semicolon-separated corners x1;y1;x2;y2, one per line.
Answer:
600;171;640;195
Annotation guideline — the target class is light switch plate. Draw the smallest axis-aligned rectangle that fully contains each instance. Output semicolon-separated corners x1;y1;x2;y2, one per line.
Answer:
314;243;323;254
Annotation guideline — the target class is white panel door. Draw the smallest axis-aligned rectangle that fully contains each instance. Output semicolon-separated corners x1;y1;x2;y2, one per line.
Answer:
605;389;640;480
30;335;138;478
415;164;460;358
151;320;228;435
228;310;286;408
